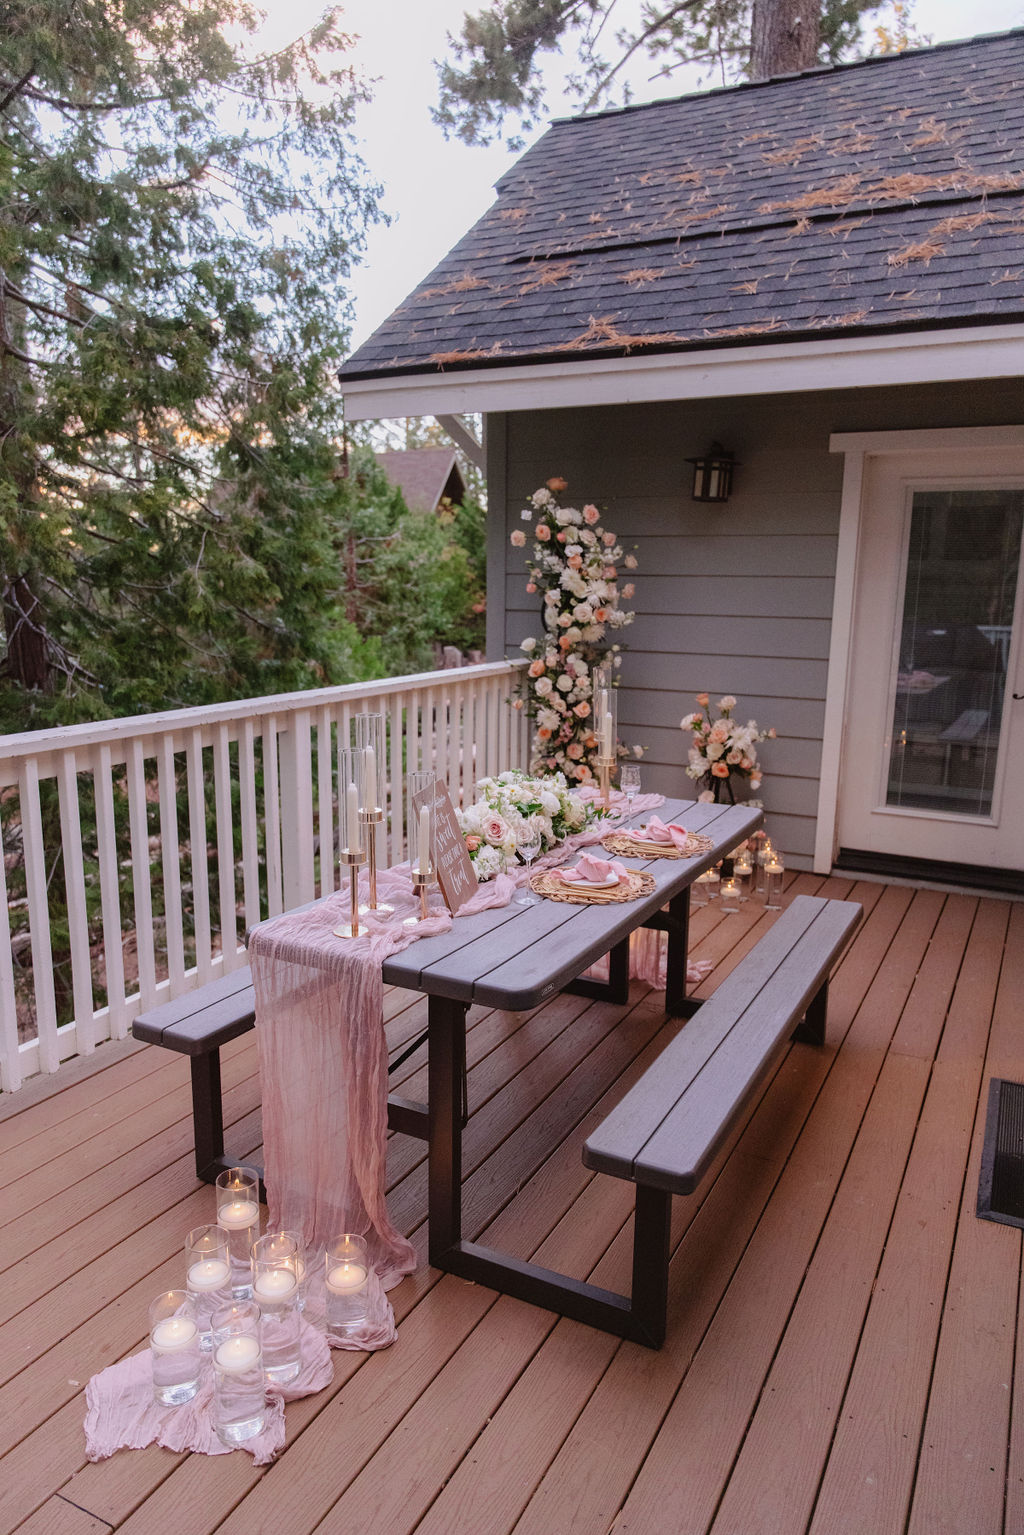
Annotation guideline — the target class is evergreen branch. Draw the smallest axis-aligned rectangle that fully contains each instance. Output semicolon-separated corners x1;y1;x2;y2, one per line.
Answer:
583;0;706;106
0;65;35;114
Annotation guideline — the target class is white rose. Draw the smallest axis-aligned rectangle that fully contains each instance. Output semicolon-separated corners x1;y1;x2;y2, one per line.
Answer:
556;674;573;692
520;637;537;652
532;488;553;507
539;791;560;815
535;676;553;696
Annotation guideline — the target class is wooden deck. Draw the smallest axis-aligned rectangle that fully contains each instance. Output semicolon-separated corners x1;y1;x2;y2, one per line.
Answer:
2;871;1021;1535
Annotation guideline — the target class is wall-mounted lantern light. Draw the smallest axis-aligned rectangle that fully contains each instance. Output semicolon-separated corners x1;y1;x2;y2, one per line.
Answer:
687;443;736;503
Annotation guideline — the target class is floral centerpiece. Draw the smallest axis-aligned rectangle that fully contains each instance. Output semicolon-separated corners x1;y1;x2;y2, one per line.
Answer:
456;769;599;881
680;692;776;803
511;478;641;785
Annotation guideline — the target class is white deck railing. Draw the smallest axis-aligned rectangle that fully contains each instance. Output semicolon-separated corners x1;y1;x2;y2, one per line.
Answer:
0;662;527;1093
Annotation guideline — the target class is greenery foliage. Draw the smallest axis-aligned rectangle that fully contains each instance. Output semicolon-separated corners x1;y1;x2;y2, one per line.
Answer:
433;0;925;149
0;0;485;738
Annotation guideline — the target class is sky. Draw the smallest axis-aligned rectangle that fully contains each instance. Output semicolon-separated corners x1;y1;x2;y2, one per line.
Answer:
252;0;1024;353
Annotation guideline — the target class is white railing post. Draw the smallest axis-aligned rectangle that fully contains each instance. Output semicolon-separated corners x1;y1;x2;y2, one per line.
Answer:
277;709;315;910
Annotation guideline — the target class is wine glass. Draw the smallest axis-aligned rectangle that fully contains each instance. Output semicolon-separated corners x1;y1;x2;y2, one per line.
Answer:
619;763;641;814
516;833;542;905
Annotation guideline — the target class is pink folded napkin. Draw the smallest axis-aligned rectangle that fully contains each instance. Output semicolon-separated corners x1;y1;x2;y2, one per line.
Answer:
635;815;690;849
549;852;629;885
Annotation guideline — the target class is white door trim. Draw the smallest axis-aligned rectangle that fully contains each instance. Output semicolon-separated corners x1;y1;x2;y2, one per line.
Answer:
815;424;1024;872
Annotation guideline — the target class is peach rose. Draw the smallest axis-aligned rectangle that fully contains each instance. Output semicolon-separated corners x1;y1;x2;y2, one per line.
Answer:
622;583;635;598
567;554;583;568
594;607;608;622
536;524;551;541
573;701;591;718
695;692;710;707
525;582;536;593
537;726;552;740
528;659;546;677
711;761;730;778
510;529;526;547
566;743;584;760
465;835;481;851
547;476;568;492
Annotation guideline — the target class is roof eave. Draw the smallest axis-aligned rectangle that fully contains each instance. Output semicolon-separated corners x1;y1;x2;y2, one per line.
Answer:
340;321;1024;422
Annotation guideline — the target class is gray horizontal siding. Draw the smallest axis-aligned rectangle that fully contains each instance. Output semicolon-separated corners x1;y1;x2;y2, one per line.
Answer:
489;377;1019;864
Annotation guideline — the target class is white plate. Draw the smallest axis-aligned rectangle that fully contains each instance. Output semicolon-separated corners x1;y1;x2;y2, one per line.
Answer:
560;871;621;890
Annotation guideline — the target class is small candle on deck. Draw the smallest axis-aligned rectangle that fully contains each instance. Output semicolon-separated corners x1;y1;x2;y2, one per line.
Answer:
253;1267;298;1303
151;1315;198;1353
217;1198;259;1230
214;1333;262;1374
187;1257;230;1291
326;1260;368;1294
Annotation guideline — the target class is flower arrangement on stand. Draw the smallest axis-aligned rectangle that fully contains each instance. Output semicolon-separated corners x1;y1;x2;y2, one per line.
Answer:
680;692;776;803
511;477;642;785
456;769;599;881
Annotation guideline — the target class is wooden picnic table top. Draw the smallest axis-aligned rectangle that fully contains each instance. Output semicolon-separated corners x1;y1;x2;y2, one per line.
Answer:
382;797;762;1011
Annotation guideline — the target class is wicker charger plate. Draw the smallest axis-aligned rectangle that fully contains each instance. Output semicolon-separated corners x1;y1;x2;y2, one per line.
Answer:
529;869;657;905
602;830;715;860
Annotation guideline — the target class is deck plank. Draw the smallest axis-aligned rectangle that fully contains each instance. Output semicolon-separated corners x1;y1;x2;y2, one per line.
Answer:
0;880;1018;1535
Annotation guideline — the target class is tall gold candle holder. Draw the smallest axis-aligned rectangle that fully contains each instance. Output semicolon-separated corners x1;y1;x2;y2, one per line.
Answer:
333;847;366;939
359;806;391;913
594;753;616;812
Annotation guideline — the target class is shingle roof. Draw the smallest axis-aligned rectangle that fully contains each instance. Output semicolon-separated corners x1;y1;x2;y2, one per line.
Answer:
340;30;1024;381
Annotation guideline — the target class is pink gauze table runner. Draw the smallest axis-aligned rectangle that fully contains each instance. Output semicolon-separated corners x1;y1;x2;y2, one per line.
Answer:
247;790;709;1348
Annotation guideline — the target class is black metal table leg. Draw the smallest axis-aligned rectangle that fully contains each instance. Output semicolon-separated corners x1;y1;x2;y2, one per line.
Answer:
664;887;699;1017
427;993;467;1264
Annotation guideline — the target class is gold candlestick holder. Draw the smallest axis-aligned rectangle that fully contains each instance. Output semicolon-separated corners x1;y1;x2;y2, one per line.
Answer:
333;846;366;939
594;753;616;812
404;865;433;927
359;806;393;914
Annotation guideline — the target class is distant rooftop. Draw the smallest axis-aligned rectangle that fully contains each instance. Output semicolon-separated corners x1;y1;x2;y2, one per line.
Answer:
374;447;466;512
340;29;1024;382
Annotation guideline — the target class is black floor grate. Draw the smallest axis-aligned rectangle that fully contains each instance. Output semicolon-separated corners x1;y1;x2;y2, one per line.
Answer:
978;1078;1024;1228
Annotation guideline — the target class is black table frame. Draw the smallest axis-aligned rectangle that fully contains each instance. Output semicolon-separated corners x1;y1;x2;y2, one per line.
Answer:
381;798;761;1348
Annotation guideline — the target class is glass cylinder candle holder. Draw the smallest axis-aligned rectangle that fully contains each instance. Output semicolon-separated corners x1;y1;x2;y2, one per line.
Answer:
720;875;741;913
696;865;720;901
215;1166;261;1297
185;1224;231;1350
354;713;386;814
325;1233;369;1335
733;851;753;900
149;1290;200;1407
338;745;363;856
408;771;436;878
591;660;617;762
252;1235;302;1384
754;835;775;896
212;1300;266;1445
764;853;785;911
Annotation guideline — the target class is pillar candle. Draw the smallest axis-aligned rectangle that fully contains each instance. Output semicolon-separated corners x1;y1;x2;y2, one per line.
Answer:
602;711;613;758
363;745;377;809
346;781;359;850
418;805;430;875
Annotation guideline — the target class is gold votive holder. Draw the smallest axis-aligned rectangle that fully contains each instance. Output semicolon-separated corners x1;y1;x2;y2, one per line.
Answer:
594;753;616;812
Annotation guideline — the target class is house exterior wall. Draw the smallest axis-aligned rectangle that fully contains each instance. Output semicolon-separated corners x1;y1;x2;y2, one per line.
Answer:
486;377;1022;867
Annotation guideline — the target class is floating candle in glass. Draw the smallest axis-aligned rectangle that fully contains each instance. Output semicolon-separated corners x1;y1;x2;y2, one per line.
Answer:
325;1233;369;1335
215;1167;260;1297
149;1291;200;1406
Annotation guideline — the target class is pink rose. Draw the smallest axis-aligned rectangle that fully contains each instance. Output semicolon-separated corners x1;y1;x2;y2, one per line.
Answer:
603;566;617;580
556;531;567;543
594;607;608;622
525;582;536;593
583;504;600;524
622;583;634;598
567;554;583;568
709;722;730;744
484;814;508;846
566;743;584;760
510;529;526;547
536;524;551;541
465;834;481;851
602;531;616;546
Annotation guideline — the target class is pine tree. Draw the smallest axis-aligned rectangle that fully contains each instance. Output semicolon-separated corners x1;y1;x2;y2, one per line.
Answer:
433;0;907;149
0;0;383;729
